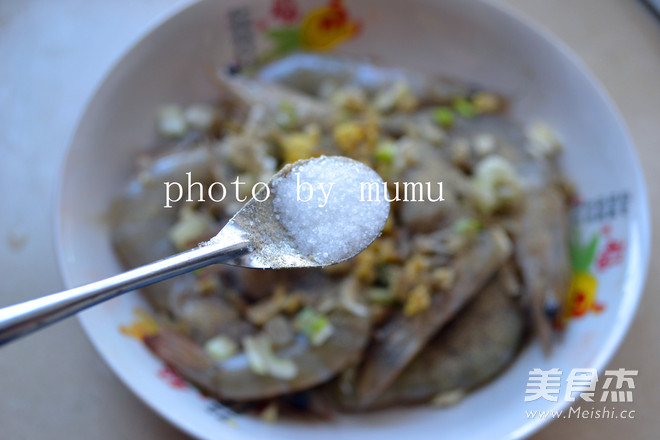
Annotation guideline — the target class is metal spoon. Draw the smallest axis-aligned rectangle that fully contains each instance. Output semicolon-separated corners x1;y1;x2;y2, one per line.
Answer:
0;158;385;346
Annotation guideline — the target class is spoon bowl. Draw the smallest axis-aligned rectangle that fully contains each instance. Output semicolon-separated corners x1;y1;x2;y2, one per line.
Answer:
222;155;390;268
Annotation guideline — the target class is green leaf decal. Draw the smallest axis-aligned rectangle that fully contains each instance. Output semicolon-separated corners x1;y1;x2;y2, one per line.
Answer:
570;229;599;272
265;27;302;56
583;233;599;268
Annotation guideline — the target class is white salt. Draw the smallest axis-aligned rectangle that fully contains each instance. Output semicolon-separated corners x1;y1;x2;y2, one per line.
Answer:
271;156;390;265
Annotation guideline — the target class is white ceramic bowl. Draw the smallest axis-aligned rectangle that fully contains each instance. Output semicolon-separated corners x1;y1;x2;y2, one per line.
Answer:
55;0;650;439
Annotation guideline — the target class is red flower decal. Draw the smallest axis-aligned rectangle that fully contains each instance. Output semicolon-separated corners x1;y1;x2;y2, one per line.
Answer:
272;0;299;23
157;366;189;390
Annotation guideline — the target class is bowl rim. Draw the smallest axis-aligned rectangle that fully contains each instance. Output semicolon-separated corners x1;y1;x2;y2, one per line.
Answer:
53;1;215;439
53;0;651;439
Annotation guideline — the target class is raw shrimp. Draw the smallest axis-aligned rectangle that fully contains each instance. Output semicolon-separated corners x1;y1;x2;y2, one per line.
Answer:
444;114;570;351
145;307;369;401
513;188;571;353
214;71;336;129
333;265;525;410
352;228;513;407
257;53;474;106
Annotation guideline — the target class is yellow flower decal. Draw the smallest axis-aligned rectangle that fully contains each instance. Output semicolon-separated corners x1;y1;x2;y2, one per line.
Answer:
300;0;360;51
120;308;160;340
566;272;603;317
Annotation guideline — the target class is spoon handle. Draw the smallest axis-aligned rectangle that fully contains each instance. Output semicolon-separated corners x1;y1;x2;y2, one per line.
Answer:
0;240;249;346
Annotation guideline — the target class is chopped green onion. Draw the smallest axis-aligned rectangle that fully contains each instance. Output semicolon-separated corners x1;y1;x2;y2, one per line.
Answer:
367;287;397;305
266;355;298;380
431;389;466;407
374;141;396;163
294;308;334;346
433;107;455;128
276;100;298;129
168;206;213;251
339;278;370;316
452;97;477;119
452;218;482;237
525;122;562;158
184;103;217;131
242;334;298;379
471;155;523;214
156;105;188;138
243;335;269;375
204;335;238;362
